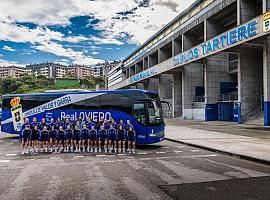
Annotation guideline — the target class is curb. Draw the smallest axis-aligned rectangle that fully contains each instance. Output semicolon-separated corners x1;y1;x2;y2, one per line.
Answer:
165;137;270;166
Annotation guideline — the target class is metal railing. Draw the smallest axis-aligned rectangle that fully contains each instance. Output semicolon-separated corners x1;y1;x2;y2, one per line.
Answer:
218;92;238;102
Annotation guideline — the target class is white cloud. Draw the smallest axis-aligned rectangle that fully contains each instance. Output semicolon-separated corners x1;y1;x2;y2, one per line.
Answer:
33;41;103;65
0;58;24;67
0;0;195;45
2;45;16;51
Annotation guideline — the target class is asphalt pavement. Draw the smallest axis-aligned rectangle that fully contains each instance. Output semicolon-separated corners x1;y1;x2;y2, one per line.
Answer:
0;136;269;200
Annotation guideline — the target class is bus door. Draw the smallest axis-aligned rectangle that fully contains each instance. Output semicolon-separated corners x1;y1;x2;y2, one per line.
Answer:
133;103;147;144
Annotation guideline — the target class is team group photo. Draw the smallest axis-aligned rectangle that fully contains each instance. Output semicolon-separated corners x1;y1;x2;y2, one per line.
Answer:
20;116;136;155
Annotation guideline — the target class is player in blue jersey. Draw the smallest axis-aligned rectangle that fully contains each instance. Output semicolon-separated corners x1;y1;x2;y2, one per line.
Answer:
56;126;65;153
98;125;108;153
73;125;81;152
103;119;110;130
109;118;118;129
93;118;100;130
117;119;126;130
108;124;117;153
80;124;89;152
22;118;30;131
48;118;56;131
64;125;73;152
127;126;136;153
39;118;47;131
49;126;57;152
117;125;126;153
30;117;39;131
56;117;64;130
63;117;71;130
89;125;98;153
125;120;134;132
21;125;31;154
85;117;93;130
39;126;49;152
30;125;40;153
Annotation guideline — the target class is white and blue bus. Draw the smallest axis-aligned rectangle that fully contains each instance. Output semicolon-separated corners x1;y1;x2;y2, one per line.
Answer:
1;89;166;144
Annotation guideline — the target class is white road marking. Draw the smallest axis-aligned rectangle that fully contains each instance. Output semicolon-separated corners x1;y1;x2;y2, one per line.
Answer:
174;151;183;153
137;152;147;155
191;150;200;152
161;146;170;149
156;152;166;154
77;155;84;158
0;160;10;163
6;153;17;157
96;155;106;157
117;154;126;156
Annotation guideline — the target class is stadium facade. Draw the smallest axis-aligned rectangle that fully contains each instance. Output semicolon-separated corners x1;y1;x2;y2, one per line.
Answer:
108;0;270;126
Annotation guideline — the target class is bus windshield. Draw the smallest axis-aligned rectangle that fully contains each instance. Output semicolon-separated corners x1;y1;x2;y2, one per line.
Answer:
146;93;164;125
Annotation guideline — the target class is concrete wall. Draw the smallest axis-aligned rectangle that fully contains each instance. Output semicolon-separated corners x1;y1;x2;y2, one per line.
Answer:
238;47;263;122
173;72;182;118
159;74;173;118
205;53;232;104
238;0;258;24
148;78;159;93
182;63;204;119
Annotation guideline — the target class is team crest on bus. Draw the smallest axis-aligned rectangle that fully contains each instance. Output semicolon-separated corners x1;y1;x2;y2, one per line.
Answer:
10;97;24;132
263;12;270;33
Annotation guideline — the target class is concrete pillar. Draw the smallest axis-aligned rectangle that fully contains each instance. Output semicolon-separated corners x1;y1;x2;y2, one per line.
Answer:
238;47;263;123
263;37;270;126
182;63;204;119
237;0;258;25
159;74;173;118
204;53;232;121
173;71;182;118
143;57;149;70
263;0;270;12
136;83;144;89
173;38;182;56
148;78;159;93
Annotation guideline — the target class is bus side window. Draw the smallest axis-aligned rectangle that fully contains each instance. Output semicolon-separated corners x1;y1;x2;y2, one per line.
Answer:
133;103;146;125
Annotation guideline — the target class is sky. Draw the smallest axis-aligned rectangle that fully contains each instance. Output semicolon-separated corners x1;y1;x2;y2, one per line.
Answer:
0;0;195;67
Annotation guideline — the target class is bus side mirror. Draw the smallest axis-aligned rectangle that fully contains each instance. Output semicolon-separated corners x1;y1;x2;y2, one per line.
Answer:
161;101;171;111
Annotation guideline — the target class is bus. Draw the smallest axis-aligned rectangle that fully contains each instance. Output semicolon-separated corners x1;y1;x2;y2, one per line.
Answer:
1;89;166;144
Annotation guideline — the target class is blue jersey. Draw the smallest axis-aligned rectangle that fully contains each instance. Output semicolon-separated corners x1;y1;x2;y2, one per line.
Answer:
30;129;40;140
108;128;116;140
22;123;30;131
117;123;126;130
49;130;57;139
40;130;49;141
73;129;81;140
56;130;65;140
63;122;72;130
48;123;56;131
81;128;89;140
56;121;64;130
30;122;39;130
110;122;118;129
104;123;110;130
99;130;107;140
116;129;126;141
39;122;47;131
65;129;73;140
21;129;31;139
89;129;98;140
127;130;136;142
125;124;134;132
85;121;94;130
92;122;100;130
